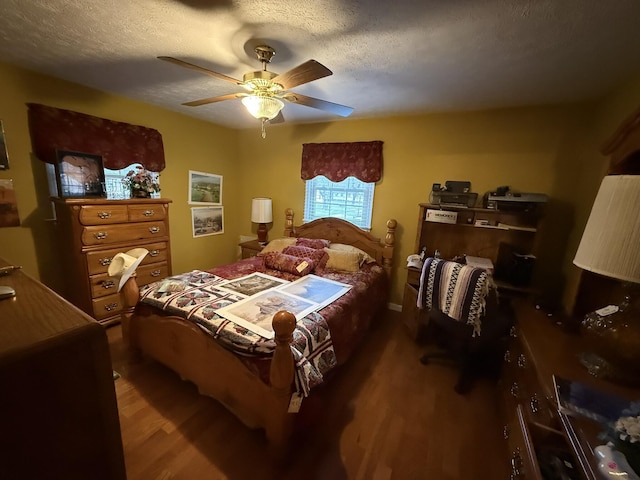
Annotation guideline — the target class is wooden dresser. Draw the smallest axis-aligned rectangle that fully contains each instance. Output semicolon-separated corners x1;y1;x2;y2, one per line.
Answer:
500;301;640;479
53;197;172;326
0;257;126;480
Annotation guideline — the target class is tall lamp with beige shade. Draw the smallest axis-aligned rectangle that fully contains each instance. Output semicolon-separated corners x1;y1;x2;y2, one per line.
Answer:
251;197;273;245
573;175;640;385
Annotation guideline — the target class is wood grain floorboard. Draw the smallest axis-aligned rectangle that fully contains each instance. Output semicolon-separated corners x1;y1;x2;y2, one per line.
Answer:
107;310;510;479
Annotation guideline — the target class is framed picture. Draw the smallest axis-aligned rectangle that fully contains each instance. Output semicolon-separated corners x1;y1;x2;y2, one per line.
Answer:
215;289;317;338
191;206;224;237
189;170;222;205
0;120;10;170
0;179;20;227
215;272;289;297
54;150;106;198
277;274;352;310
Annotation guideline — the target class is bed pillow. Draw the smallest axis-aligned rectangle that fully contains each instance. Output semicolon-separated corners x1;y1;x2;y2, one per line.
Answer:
282;245;329;270
257;237;297;255
295;237;330;250
323;249;362;272
327;243;377;264
263;252;315;276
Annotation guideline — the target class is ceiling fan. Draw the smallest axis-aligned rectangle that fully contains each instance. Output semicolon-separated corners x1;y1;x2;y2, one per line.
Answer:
159;45;354;137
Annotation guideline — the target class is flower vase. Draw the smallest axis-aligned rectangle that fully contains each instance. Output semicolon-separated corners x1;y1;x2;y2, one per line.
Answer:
131;188;150;198
613;439;640;475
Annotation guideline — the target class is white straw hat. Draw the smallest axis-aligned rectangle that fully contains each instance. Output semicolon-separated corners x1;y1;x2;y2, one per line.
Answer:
107;248;149;291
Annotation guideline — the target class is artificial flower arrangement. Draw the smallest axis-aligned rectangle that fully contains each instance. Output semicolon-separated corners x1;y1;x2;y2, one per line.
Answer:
122;165;160;196
601;403;640;474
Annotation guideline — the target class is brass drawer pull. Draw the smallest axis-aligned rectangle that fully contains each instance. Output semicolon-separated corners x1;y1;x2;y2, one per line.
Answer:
510;382;519;398
101;280;115;289
104;302;119;311
150;270;162;277
99;257;112;266
510;448;523;479
504;350;511;363
143;209;155;217
97;211;112;219
94;232;108;240
530;394;539;414
517;354;527;369
149;249;160;257
149;226;160;234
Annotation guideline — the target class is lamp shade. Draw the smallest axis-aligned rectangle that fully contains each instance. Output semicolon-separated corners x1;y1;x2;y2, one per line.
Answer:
251;198;273;223
573;175;640;283
241;96;284;120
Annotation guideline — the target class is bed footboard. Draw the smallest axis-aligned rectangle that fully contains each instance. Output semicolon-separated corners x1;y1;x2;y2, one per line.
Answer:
119;275;297;451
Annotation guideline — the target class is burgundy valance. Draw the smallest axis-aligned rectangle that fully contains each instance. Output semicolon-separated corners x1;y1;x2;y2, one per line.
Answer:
27;103;166;172
301;141;383;182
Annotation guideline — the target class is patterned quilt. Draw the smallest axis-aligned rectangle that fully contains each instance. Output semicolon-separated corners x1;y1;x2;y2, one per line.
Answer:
140;269;338;397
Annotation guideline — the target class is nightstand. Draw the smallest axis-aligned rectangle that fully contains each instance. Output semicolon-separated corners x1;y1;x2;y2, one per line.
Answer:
239;239;263;259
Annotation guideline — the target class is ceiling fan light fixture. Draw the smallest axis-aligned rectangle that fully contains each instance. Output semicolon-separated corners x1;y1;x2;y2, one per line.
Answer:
241;95;284;121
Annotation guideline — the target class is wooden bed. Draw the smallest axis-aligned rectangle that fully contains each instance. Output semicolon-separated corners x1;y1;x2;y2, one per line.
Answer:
120;209;397;452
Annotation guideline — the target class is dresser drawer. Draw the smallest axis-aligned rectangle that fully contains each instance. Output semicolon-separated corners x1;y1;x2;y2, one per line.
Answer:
128;204;167;222
78;205;129;225
92;293;123;320
86;242;169;275
82;222;168;246
90;272;120;298
505;405;544;480
136;261;169;287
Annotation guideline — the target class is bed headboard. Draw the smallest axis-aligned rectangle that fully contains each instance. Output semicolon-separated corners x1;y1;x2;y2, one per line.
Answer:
283;208;397;276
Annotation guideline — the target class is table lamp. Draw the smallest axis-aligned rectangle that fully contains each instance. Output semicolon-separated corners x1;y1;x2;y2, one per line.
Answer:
251;197;273;245
573;175;640;385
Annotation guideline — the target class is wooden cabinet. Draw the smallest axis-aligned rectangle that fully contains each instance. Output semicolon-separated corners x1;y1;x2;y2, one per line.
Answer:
0;257;126;480
499;302;640;479
402;202;543;338
53;197;172;326
239;239;263;259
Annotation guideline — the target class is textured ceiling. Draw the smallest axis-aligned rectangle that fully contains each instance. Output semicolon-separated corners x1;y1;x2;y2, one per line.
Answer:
1;0;640;130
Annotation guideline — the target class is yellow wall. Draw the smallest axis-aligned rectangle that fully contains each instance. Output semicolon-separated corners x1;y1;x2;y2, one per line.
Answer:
237;107;597;306
2;59;639;312
0;61;241;294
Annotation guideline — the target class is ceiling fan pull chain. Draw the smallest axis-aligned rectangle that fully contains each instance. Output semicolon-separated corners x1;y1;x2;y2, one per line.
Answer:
261;118;267;139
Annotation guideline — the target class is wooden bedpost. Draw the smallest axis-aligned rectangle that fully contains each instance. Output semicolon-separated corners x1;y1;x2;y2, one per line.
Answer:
267;310;296;451
382;218;397;277
284;208;295;237
120;275;140;347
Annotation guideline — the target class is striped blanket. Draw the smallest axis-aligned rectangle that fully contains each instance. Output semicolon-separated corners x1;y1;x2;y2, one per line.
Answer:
417;258;491;336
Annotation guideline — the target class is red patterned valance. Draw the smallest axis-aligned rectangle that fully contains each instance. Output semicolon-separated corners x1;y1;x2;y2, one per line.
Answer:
27;103;165;172
301;141;383;182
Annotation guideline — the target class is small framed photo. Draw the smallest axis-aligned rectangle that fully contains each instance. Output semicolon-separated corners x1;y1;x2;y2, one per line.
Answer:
191;206;224;237
54;150;106;198
189;170;222;205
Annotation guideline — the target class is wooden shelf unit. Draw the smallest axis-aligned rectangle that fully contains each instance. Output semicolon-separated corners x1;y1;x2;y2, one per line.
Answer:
402;202;543;340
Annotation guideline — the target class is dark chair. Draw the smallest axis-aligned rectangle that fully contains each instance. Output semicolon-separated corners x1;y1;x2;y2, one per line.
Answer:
418;259;515;394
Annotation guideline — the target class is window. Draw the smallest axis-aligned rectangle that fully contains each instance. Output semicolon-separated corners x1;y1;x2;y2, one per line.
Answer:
304;175;375;230
103;165;160;199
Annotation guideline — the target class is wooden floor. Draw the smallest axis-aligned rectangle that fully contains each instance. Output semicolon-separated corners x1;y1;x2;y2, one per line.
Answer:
107;310;510;480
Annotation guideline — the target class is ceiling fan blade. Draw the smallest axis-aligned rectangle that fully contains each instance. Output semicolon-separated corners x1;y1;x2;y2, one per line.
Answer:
283;93;354;117
182;93;242;107
271;60;332;90
269;111;285;124
158;56;241;85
